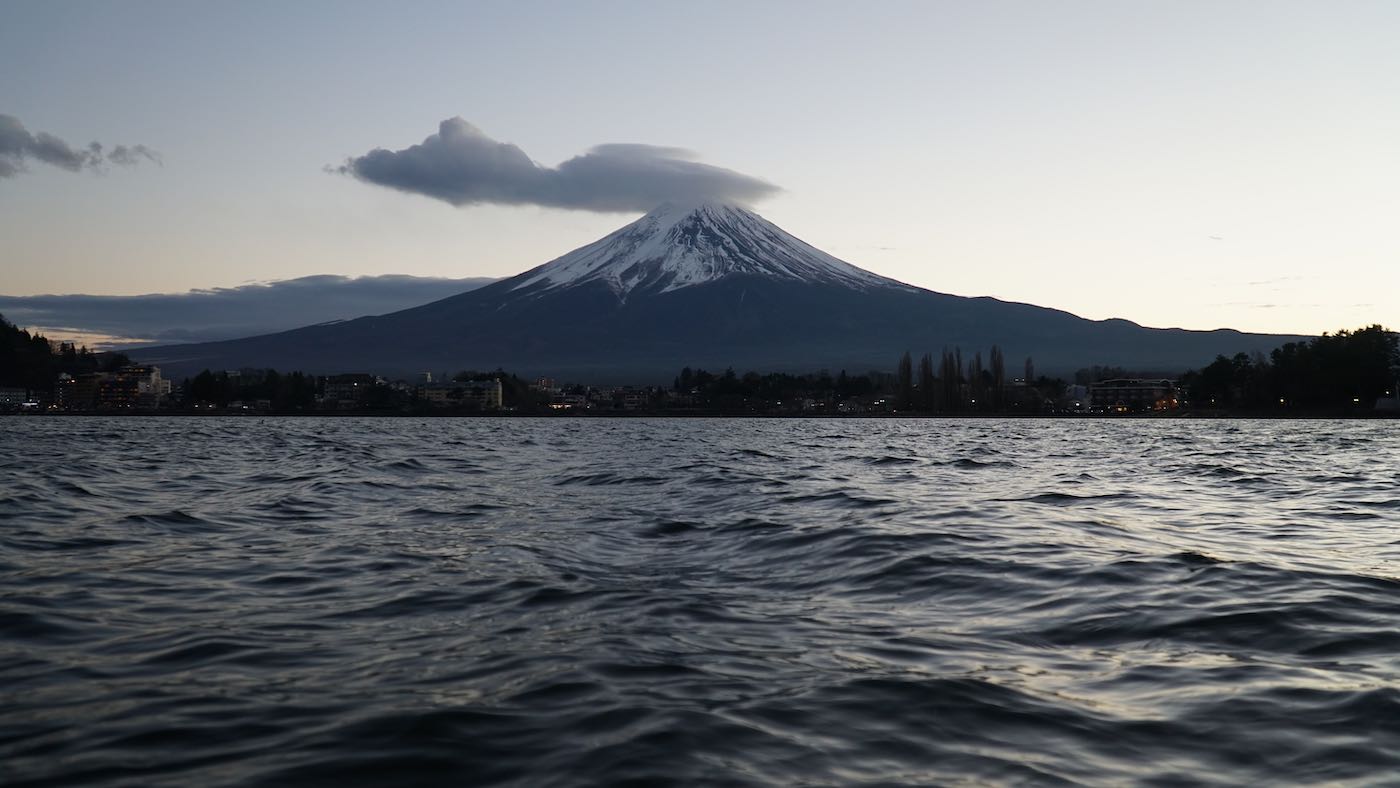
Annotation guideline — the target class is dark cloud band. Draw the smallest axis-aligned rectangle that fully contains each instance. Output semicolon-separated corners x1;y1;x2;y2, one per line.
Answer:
0;274;494;347
0;114;160;178
336;118;779;211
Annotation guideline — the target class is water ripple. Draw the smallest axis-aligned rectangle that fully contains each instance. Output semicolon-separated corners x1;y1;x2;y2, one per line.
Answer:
1;416;1398;786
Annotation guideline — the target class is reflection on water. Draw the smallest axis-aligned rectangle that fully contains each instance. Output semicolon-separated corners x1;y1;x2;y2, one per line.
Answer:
2;417;1398;785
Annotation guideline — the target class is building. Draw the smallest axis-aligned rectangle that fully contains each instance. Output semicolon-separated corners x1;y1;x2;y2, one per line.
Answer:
321;373;377;407
96;376;141;409
115;366;171;409
56;373;102;410
548;392;589;411
0;387;30;412
1062;384;1090;413
54;365;173;411
419;378;503;410
458;378;503;410
618;387;649;411
1377;381;1400;412
1089;378;1180;413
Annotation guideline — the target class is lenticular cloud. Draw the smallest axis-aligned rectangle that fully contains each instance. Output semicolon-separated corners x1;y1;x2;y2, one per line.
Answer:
335;117;779;212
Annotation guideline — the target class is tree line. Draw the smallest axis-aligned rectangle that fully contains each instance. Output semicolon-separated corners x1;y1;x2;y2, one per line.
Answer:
185;369;320;411
893;346;1054;412
675;346;1062;414
1182;325;1398;410
0;314;130;394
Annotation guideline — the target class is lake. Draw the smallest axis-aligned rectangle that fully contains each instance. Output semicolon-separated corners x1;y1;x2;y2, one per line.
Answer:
2;417;1398;785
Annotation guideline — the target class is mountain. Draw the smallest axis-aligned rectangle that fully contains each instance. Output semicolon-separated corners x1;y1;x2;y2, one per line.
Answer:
137;203;1307;381
506;201;904;297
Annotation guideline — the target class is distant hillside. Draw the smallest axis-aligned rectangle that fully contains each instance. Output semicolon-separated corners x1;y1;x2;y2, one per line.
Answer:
137;204;1308;381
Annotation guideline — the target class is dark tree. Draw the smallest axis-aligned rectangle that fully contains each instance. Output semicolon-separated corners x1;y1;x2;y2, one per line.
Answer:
897;351;913;410
918;352;935;411
939;348;961;412
100;352;134;372
1188;325;1398;410
969;351;985;411
990;345;1006;411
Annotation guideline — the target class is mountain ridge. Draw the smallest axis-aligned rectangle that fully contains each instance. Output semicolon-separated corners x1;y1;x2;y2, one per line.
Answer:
137;204;1309;381
505;202;909;300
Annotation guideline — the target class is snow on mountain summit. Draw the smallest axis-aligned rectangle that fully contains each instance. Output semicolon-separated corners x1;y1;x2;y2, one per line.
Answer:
509;202;910;298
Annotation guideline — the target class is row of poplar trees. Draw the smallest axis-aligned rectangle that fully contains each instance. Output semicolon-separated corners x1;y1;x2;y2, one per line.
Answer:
895;346;1036;412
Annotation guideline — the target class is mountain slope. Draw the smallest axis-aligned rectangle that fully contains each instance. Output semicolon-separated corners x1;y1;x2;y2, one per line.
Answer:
138;204;1308;381
507;201;902;298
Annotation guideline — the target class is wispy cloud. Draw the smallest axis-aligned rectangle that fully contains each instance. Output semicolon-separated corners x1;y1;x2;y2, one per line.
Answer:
334;117;780;212
1209;301;1325;309
0;113;161;178
0;274;494;347
1243;275;1308;287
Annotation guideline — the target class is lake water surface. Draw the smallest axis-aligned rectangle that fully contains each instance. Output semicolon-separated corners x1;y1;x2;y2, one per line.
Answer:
2;417;1398;786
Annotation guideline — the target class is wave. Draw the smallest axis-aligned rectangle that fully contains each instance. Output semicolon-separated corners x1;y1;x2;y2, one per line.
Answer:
2;416;1397;786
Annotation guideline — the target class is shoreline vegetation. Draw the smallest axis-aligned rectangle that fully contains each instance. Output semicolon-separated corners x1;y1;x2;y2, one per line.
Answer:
3;314;1397;419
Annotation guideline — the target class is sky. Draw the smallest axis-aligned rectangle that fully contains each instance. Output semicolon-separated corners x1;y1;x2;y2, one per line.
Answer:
2;0;1397;337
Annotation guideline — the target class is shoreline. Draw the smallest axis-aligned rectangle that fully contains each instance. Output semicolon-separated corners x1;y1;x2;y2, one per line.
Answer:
4;410;1395;420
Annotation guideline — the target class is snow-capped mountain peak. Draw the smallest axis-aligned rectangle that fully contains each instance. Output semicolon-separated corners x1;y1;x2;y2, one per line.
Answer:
509;202;909;298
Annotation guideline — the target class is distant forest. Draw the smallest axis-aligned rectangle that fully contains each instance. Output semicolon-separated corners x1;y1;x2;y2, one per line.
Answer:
0;314;131;391
1181;324;1398;410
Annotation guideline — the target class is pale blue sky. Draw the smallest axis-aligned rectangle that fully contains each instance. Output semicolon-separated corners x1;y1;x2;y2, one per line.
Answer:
2;0;1397;335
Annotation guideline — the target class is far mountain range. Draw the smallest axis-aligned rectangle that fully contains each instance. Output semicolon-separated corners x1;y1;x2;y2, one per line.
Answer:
130;203;1308;382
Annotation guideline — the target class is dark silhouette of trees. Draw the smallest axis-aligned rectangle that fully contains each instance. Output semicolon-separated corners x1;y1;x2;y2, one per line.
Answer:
673;367;887;412
1186;325;1398;410
969;351;985;411
184;368;318;410
990;345;1006;411
918;353;935;411
0;314;103;396
939;348;962;411
835;369;876;399
896;351;913;410
99;352;134;372
955;348;964;402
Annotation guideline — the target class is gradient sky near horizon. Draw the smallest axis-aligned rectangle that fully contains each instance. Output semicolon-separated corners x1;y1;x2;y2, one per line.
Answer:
2;0;1397;336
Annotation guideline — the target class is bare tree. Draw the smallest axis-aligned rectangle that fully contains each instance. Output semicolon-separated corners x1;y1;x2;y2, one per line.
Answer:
897;351;913;410
918;352;935;411
990;345;1005;411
